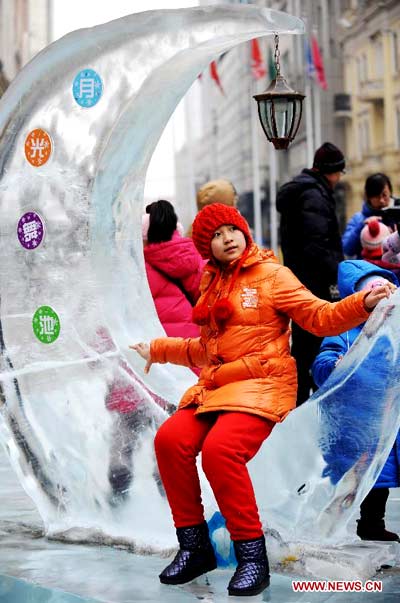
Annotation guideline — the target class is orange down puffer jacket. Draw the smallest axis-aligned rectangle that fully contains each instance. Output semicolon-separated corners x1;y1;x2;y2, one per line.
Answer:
150;245;370;423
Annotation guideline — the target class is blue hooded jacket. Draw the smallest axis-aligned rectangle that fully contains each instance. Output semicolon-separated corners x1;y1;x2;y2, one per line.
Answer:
311;260;400;488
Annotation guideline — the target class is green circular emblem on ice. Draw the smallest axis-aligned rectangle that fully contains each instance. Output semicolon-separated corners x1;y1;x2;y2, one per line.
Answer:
32;306;60;344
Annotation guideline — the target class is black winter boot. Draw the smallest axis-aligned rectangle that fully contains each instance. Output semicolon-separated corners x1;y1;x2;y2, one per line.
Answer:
228;535;270;596
357;487;399;542
357;519;399;542
159;522;217;585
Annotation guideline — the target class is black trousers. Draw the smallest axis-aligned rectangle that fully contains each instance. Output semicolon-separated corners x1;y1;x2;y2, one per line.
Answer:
359;487;389;523
291;322;322;406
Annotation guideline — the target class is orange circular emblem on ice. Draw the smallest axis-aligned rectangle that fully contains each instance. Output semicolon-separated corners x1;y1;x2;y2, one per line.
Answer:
24;128;52;167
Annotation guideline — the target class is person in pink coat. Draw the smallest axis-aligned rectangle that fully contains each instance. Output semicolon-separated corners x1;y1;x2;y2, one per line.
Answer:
143;199;205;340
106;200;204;502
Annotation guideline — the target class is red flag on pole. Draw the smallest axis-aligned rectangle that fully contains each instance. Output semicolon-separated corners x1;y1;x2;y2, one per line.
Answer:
311;35;327;90
251;39;266;80
210;60;224;94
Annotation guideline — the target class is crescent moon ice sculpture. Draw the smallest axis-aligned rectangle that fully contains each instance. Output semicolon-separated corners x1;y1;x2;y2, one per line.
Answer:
0;4;398;580
0;3;304;553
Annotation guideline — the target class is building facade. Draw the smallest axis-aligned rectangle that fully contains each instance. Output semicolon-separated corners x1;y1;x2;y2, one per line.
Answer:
0;0;51;97
175;0;348;245
339;0;400;217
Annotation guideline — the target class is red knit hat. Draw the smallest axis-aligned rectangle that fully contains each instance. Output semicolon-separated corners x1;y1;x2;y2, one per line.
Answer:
192;204;253;329
192;203;252;260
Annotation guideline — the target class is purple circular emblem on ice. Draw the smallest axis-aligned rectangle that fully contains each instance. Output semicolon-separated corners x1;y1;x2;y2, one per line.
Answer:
17;211;45;250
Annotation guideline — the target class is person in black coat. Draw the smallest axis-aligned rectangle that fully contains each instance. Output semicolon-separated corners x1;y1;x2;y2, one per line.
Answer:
276;142;345;405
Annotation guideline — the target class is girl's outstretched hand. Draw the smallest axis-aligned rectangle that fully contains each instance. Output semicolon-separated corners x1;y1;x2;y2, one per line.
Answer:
130;342;152;374
364;282;396;310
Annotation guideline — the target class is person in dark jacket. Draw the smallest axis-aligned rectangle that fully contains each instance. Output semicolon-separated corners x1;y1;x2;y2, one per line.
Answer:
276;142;345;405
312;260;399;542
342;173;400;259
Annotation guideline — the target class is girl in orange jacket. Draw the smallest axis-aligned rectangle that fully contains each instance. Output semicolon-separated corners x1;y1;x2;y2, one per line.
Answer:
131;203;393;597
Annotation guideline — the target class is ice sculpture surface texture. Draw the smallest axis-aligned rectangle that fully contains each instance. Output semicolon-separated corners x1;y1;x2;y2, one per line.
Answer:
0;5;306;551
1;5;398;570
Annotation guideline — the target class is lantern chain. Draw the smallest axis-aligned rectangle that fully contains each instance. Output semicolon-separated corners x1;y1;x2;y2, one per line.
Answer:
274;33;281;77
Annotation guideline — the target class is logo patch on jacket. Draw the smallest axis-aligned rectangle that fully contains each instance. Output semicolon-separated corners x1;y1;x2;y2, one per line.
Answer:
241;287;258;308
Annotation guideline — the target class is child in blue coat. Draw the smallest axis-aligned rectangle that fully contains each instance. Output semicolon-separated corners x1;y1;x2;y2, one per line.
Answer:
312;259;400;541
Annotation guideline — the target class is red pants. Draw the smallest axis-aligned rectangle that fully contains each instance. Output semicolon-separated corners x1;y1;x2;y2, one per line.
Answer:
154;407;274;541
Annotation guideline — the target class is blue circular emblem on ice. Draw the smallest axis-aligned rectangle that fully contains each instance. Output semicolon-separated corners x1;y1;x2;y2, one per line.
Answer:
207;511;236;567
72;69;103;107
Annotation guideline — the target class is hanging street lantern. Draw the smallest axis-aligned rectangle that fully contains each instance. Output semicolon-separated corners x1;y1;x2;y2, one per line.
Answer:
253;34;305;150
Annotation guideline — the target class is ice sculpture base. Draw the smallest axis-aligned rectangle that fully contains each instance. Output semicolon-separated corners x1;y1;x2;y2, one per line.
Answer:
268;536;399;581
0;545;399;603
1;451;400;602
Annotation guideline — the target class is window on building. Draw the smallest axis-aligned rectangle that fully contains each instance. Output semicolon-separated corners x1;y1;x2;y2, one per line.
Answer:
357;53;368;85
349;60;357;94
358;118;370;155
374;36;383;78
363;54;368;81
358;122;364;156
396;106;400;149
392;31;400;73
357;56;364;87
364;120;370;152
